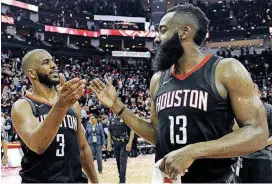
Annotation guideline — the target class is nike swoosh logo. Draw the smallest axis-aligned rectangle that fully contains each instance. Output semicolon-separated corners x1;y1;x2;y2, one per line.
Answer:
162;77;173;86
35;104;44;108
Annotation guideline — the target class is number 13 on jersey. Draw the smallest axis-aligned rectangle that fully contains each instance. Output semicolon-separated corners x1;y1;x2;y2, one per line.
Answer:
169;115;187;144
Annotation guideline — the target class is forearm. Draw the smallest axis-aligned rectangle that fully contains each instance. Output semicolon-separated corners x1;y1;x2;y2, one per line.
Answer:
128;130;134;145
112;99;157;145
3;125;11;130
107;132;112;145
2;140;8;156
30;103;68;154
80;144;98;183
192;125;267;159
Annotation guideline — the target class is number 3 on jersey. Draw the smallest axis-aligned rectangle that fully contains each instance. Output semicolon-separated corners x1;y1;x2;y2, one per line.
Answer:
56;134;65;157
169;115;187;144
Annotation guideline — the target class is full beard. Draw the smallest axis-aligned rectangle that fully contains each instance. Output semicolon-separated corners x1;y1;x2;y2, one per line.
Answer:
37;72;59;88
152;32;184;73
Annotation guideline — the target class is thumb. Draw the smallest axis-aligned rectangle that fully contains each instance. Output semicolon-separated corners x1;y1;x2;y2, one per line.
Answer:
59;73;66;87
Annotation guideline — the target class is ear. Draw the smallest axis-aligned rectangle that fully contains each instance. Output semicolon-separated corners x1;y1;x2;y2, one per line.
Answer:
179;25;192;40
27;69;37;80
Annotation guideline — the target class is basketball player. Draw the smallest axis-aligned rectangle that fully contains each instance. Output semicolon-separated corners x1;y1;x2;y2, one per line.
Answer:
11;49;98;183
239;84;272;183
89;4;268;183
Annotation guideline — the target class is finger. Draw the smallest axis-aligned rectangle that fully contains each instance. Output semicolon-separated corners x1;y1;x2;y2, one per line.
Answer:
170;169;179;181
70;84;85;102
93;79;105;91
181;172;186;177
168;166;175;178
68;83;85;100
98;79;107;88
89;83;100;96
164;161;170;176
59;73;66;87
91;81;102;94
159;159;166;173
62;77;80;91
67;80;86;93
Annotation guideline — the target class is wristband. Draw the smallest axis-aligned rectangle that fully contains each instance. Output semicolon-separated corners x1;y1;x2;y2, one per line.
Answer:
117;105;126;116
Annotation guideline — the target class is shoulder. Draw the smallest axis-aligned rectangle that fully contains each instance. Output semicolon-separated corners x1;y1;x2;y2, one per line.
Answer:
150;72;161;87
217;58;248;75
150;72;162;98
11;98;32;114
216;57;252;87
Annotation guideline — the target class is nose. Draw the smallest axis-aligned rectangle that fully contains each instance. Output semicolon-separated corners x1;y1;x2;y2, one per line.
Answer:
154;35;161;45
50;60;57;69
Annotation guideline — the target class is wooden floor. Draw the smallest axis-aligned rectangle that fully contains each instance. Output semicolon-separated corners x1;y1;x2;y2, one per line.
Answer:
1;154;155;184
95;154;155;183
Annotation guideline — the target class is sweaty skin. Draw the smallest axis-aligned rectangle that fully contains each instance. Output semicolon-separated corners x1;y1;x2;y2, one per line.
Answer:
89;6;268;180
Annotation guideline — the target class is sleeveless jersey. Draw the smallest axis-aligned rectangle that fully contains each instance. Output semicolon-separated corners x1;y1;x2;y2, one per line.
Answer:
19;96;88;183
154;54;237;182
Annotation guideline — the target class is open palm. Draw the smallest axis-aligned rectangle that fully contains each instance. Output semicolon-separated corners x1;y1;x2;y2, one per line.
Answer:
89;78;118;108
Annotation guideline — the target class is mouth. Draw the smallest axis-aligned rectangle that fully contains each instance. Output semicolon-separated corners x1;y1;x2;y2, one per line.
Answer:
50;70;59;78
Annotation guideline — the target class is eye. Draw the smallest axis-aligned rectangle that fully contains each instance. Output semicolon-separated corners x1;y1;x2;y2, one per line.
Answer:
42;60;49;65
160;29;166;34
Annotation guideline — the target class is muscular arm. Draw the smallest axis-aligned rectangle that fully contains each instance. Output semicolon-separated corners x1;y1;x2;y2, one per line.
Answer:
268;137;272;146
1;138;8;157
111;73;161;145
191;59;268;159
11;99;68;155
73;102;98;183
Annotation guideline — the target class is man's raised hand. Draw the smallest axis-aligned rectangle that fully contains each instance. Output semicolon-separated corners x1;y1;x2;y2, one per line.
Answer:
89;78;117;108
56;73;86;108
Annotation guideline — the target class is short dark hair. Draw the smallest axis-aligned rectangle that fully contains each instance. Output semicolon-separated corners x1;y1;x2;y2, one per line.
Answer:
168;4;210;46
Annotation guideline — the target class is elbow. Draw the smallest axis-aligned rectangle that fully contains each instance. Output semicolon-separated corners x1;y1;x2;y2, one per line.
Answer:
29;139;47;155
252;126;269;151
32;146;46;155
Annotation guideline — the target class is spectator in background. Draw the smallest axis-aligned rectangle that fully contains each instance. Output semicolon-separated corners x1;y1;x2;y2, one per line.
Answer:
1;113;6;127
2;113;13;142
86;115;106;174
81;105;89;129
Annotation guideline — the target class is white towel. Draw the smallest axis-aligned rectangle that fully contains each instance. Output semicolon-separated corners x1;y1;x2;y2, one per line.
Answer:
152;159;182;184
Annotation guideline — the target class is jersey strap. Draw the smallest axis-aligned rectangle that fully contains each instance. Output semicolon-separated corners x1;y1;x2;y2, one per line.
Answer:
20;97;37;117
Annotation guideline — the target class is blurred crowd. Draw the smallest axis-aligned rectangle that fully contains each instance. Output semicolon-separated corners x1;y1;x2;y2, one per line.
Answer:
1;46;272;142
1;0;271;32
199;0;272;32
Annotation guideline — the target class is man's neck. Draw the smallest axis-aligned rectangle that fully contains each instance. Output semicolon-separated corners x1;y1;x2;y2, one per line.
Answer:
31;82;57;103
176;47;206;76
